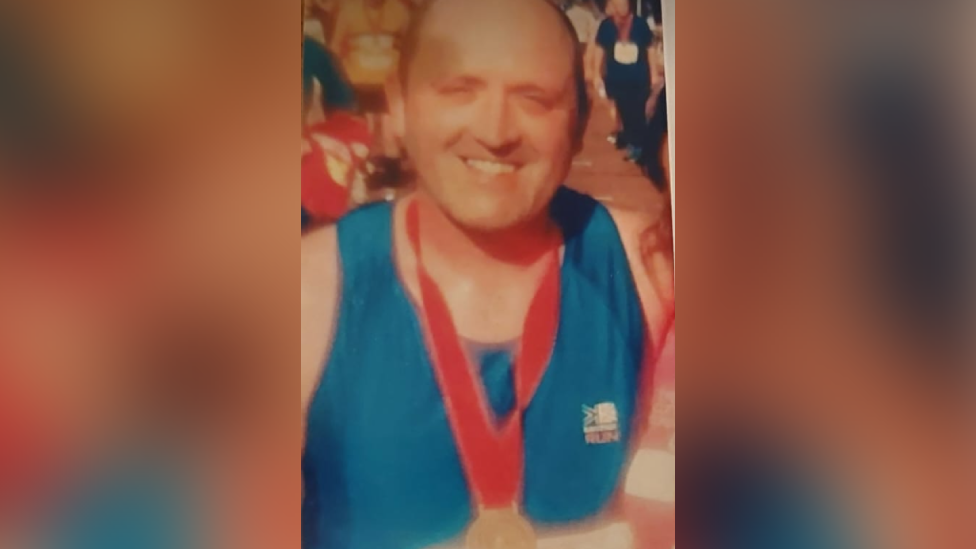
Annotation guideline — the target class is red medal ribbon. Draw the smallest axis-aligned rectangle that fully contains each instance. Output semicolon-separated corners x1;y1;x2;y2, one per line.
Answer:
406;202;561;509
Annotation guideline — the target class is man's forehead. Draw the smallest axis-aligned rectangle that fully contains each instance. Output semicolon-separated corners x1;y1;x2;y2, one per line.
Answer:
420;0;571;39
411;0;576;82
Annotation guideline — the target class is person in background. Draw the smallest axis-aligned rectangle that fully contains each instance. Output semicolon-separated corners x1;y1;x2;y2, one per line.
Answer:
304;0;343;44
302;111;373;231
303;36;358;122
643;0;666;124
565;0;600;84
594;0;655;163
640;88;668;191
304;0;328;46
590;0;622;146
331;0;411;167
302;35;366;229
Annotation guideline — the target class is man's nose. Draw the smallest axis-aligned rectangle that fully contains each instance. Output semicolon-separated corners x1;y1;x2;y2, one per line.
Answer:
470;89;520;152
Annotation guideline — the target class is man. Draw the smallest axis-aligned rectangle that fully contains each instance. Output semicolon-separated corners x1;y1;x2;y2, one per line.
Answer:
302;0;675;547
593;0;655;162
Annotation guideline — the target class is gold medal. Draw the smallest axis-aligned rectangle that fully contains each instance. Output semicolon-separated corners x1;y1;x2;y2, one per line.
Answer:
466;508;537;549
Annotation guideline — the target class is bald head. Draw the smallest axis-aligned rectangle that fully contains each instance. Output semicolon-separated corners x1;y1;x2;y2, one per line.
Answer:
400;0;579;72
398;0;587;126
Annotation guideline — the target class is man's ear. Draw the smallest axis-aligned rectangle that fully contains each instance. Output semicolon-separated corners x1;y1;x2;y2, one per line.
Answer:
386;75;406;143
572;104;591;156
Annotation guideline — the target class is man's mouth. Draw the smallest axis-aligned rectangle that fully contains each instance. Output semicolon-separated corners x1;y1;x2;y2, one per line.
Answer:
462;157;518;175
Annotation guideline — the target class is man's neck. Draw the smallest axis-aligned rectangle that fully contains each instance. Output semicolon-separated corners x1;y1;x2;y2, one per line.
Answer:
411;194;559;287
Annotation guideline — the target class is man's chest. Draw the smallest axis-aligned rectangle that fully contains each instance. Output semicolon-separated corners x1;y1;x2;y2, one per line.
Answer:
438;285;541;343
311;341;640;526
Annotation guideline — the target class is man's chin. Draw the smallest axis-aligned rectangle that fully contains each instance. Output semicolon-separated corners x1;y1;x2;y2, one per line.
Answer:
428;188;554;234
447;212;522;234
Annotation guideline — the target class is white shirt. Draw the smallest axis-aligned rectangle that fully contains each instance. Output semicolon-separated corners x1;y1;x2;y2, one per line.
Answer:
303;18;327;45
566;5;598;43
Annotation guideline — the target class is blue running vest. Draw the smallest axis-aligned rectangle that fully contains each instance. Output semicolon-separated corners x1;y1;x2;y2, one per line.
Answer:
303;188;647;549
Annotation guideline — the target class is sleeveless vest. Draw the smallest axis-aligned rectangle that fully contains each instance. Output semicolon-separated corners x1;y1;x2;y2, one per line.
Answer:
303;188;646;549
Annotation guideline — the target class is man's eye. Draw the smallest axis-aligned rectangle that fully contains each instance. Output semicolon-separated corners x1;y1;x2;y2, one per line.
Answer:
520;93;555;109
438;84;474;97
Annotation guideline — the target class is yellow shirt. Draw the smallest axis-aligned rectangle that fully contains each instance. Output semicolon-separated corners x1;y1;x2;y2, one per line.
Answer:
331;0;411;87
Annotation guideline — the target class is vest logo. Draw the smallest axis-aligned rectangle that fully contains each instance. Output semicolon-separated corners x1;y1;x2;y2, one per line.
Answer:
583;402;621;445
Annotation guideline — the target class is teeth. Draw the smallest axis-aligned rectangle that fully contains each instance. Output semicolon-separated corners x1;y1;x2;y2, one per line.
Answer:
465;158;516;175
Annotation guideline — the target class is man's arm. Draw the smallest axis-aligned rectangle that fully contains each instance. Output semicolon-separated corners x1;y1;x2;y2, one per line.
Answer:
610;207;676;549
610;207;675;357
301;227;340;435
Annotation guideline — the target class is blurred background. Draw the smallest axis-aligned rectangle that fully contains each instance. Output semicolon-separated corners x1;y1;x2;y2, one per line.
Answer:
1;0;297;547
675;0;976;548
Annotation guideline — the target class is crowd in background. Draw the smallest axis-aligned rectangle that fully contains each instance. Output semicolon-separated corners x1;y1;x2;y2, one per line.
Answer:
301;0;670;231
565;0;667;179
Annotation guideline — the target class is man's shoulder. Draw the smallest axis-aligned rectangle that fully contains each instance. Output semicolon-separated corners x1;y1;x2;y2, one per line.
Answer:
552;187;621;241
604;204;652;238
302;204;384;261
302;225;338;268
335;200;395;232
307;200;397;269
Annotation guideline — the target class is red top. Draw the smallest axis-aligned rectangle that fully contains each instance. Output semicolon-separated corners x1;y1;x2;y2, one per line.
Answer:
0;353;66;518
302;113;372;224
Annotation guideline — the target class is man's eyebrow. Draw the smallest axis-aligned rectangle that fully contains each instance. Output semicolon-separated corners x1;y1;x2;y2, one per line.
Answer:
508;82;567;96
511;75;579;100
433;75;484;87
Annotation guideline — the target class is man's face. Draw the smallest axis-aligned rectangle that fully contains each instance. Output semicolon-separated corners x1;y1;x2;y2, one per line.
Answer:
393;0;579;231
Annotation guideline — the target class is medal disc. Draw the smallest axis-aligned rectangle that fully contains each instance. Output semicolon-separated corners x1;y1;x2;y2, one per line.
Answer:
466;508;537;549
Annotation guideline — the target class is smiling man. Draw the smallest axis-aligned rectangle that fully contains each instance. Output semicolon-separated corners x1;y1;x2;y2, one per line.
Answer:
301;0;674;548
